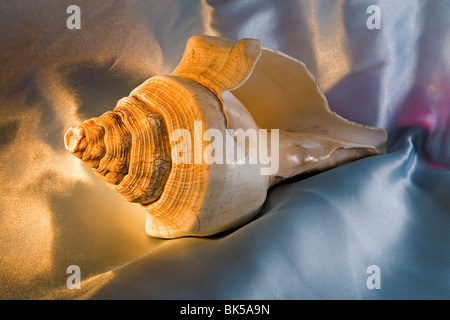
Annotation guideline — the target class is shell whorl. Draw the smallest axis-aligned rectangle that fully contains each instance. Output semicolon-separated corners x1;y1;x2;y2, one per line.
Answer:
131;75;268;237
64;96;172;205
65;74;268;238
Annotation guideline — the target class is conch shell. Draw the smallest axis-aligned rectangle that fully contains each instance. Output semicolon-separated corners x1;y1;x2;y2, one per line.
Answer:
64;35;387;238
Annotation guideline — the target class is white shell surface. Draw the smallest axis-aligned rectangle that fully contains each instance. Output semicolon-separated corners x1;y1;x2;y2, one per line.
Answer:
231;47;387;151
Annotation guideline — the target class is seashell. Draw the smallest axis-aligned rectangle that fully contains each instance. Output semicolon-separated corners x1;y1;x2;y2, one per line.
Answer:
64;35;387;238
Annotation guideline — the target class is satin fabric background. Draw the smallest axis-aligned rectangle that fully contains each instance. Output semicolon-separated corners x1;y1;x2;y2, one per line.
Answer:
0;0;449;299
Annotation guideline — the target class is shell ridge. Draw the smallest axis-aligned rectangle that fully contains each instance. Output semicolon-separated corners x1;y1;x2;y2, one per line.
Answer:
173;35;262;96
108;97;171;204
132;76;211;237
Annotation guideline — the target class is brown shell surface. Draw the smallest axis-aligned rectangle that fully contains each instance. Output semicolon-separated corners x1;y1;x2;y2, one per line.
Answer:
66;97;172;206
173;35;262;96
110;97;172;205
131;75;267;238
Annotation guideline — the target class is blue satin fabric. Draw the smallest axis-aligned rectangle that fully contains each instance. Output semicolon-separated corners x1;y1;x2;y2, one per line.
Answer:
70;127;450;300
0;0;448;299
